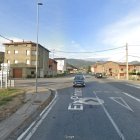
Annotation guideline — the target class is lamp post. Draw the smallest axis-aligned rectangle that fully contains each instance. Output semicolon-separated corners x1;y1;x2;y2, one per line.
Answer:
36;1;43;93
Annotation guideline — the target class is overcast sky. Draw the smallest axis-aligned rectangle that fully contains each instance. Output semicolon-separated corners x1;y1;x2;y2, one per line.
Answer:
0;0;140;62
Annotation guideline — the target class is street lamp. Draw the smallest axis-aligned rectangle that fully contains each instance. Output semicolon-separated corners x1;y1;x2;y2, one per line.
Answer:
36;1;43;93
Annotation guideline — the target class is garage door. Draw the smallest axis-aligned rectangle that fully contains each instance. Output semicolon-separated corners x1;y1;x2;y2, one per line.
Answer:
13;68;22;78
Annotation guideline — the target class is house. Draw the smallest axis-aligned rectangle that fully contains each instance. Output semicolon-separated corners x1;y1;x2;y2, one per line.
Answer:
133;63;140;72
3;41;50;78
103;61;134;79
91;61;137;79
54;58;66;74
48;59;57;76
66;63;78;74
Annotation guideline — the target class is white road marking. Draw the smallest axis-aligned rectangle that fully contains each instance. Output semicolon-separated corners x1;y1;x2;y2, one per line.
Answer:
68;103;83;110
17;91;58;140
74;88;82;96
94;91;126;140
40;91;58;117
73;97;104;106
125;83;140;89
110;97;133;112
71;96;79;100
122;92;140;103
17;121;36;140
95;91;120;94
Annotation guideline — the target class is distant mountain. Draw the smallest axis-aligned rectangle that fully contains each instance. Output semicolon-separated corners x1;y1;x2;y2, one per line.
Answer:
66;59;96;68
129;61;140;65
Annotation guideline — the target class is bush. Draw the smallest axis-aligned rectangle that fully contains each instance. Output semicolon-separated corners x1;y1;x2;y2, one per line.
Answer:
129;72;140;75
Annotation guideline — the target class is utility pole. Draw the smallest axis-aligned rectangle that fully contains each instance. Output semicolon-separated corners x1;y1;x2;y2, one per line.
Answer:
35;1;43;93
126;43;129;80
52;49;55;59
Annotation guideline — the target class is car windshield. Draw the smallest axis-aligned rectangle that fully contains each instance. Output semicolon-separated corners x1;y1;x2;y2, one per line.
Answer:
0;1;140;140
74;75;84;80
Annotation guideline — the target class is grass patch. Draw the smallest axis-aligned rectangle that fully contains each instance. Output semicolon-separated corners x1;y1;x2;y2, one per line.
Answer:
0;88;25;106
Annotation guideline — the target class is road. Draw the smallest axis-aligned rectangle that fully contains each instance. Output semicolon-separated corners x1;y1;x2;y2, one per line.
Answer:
16;76;140;140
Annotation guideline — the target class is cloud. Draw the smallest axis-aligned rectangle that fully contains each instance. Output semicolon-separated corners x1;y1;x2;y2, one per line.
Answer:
99;11;140;62
101;15;140;46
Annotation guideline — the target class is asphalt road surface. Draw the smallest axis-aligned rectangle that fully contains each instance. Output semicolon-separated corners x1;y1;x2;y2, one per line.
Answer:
17;76;140;140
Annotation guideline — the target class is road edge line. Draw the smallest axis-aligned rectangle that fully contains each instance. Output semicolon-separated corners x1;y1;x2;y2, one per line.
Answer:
17;89;58;140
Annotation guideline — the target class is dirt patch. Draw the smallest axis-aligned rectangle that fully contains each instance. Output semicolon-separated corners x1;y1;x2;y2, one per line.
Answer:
0;93;25;122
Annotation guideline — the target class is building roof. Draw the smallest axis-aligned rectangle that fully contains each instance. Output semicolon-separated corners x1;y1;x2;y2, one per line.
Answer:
49;58;57;64
101;61;135;66
54;58;66;60
3;41;50;52
66;63;78;69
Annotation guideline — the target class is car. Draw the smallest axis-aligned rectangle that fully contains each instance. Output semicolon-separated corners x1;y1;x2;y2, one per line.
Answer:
73;74;85;87
95;73;103;78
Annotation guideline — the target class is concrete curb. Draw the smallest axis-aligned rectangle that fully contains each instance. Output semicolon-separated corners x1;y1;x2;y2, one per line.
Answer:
4;89;56;140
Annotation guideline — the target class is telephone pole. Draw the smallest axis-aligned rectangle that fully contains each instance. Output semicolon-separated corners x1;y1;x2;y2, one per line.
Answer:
126;43;128;80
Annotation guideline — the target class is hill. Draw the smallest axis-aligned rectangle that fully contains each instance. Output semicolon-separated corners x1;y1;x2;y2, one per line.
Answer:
66;59;96;68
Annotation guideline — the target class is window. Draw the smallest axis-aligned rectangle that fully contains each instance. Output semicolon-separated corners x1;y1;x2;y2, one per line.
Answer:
26;50;30;56
31;71;35;74
121;68;123;71
14;50;18;54
31;50;36;55
7;50;10;54
26;60;30;65
14;60;18;64
7;60;10;64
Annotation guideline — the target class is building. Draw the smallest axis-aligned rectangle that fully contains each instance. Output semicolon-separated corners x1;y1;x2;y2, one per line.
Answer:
66;63;78;74
48;59;57;76
91;61;138;79
54;58;66;74
0;52;4;70
3;41;50;78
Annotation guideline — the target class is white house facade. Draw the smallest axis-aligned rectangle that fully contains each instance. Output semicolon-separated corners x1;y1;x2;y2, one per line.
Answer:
54;58;66;73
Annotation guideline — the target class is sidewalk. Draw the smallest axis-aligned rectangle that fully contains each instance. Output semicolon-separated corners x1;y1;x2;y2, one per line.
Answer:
0;87;54;140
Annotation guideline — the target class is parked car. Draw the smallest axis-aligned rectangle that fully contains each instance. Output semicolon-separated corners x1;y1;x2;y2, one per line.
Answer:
73;74;85;87
95;73;103;78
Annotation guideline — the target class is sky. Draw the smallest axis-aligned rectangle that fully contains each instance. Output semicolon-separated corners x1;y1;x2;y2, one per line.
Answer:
0;0;140;62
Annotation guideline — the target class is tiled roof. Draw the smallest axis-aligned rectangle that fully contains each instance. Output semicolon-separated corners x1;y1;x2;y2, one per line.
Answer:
54;58;66;60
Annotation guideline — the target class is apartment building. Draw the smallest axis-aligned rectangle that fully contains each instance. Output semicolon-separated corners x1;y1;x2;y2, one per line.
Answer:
3;41;50;78
91;61;136;79
54;58;66;74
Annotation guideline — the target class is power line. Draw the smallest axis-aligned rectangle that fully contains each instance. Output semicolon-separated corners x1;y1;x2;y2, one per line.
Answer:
129;55;140;59
50;46;125;54
128;45;140;46
0;34;13;42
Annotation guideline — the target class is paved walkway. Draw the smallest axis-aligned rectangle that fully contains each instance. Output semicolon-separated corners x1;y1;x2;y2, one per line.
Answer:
0;87;53;140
